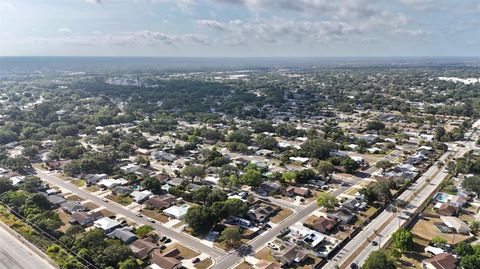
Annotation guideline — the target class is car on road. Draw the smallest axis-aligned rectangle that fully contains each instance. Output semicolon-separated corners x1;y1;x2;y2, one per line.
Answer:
341;182;349;186
147;217;155;223
371;241;378;246
102;198;109;202
264;223;272;229
136;213;142;217
350;263;358;269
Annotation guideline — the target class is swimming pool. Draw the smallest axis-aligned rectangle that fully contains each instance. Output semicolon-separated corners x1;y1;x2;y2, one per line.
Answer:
434;192;449;203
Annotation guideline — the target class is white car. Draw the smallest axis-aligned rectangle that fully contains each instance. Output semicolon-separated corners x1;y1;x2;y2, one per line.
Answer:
147;217;155;223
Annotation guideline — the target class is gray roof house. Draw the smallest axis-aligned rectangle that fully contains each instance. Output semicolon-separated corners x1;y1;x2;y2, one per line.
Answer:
108;227;138;244
61;201;87;214
47;195;66;206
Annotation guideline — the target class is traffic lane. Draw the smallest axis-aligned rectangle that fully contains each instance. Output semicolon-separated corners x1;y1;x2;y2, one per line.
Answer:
0;225;56;269
35;169;225;258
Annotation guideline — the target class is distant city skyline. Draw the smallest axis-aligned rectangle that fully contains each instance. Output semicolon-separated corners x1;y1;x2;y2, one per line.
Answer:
1;0;479;57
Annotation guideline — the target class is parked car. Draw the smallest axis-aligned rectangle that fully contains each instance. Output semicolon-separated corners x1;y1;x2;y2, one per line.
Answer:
192;258;200;264
160;236;167;242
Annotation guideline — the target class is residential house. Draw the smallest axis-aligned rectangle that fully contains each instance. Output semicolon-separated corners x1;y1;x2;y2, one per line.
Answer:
61;201;86;214
151;151;177;163
328;208;355;224
108;227;137;244
120;163;140;173
130;190;153;203
272;243;308;266
94;217;121;233
436;203;458;216
247;203;279;223
422;253;457;269
112;186;133;196
47;195;66;207
146;194;176;210
440;216;471;234
163;204;190;219
69;211;103;226
135;168;156;178
84;174;107;185
155;173;171;184
150;252;182;269
130;237;159;260
259;181;281;195
312;216;338;234
285;187;310;197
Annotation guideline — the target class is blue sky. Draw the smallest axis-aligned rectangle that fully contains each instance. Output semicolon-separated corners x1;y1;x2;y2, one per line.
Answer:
0;0;479;57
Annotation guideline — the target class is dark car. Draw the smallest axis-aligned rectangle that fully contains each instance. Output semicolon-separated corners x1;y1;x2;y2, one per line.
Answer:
192;258;200;264
371;241;378;246
164;238;171;243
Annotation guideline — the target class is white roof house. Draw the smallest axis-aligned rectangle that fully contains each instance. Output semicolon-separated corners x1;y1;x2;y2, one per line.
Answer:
98;178;128;189
441;216;471;234
120;163;140;173
163;204;190;219
94;217;121;232
9;176;25;186
130;190;153;203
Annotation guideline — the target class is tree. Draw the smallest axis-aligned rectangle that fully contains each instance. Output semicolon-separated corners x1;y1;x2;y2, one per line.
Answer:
118;258;141;269
181;165;206;182
455;241;474;256
359;187;378;204
135;225;154;238
192;186;211;205
66;225;84;239
392;228;413;253
316;192;337;211
373;181;392;203
220;227;242;249
317;160;334;179
218;175;240;192
206;189;227;206
282;171;297;183
240;169;263;187
367;121;385;131
375;160;393;171
141;177;162;193
227;129;251;144
300;139;336;160
462;176;480;197
256;134;277;149
0;177;15;194
362;250;396;269
460;255;480;269
341;157;360;174
185;206;215;234
470;220;480;234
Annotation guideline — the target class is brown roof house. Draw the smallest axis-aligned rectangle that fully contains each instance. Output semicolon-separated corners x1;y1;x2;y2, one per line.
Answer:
312;216;338;234
436;203;459;216
285;186;310;197
272;243;308;266
150;250;182;269
422;253;457;269
146;194;177;210
130;237;159;260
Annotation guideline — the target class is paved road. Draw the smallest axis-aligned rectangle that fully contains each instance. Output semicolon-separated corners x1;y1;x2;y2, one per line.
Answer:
214;150;402;269
323;123;480;269
0;224;56;269
34;169;226;259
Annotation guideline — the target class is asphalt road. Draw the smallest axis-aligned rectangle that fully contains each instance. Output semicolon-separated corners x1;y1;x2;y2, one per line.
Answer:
34;168;226;259
0;224;56;269
323;127;480;269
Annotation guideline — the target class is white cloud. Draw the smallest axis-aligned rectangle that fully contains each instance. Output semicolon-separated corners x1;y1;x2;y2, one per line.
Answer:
197;14;408;46
22;30;210;47
57;28;72;34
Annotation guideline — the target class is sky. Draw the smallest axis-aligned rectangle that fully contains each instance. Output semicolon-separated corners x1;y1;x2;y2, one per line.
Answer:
0;0;479;57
